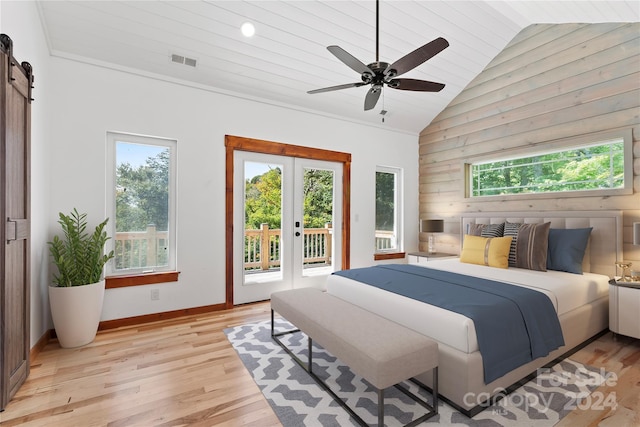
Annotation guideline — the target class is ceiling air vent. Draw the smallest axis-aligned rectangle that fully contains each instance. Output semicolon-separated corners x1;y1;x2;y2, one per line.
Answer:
170;53;197;68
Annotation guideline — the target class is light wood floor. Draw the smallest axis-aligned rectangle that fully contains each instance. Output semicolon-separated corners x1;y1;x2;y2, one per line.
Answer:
1;302;638;426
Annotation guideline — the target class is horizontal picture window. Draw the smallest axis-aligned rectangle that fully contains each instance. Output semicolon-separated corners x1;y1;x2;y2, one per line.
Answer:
466;130;632;199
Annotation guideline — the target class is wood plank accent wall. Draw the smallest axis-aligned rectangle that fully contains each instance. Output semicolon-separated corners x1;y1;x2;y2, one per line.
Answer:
418;23;640;264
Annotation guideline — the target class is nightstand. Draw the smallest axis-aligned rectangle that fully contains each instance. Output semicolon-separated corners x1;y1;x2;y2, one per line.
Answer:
609;279;640;339
407;251;457;266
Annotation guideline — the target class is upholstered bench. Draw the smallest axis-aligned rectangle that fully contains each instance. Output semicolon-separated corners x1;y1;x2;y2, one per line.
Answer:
271;287;438;427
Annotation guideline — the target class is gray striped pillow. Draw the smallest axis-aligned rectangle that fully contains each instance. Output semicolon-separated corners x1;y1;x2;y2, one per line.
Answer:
504;222;522;267
468;223;505;238
480;223;504;238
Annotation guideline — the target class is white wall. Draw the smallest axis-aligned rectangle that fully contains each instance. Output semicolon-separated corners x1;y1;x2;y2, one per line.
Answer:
1;1;53;347
48;57;420;322
418;23;640;261
3;0;419;344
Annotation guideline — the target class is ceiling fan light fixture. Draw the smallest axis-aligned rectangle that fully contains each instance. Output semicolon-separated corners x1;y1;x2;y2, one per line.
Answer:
307;0;448;112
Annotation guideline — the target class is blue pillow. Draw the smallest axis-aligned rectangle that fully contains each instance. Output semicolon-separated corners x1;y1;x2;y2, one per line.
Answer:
547;228;593;274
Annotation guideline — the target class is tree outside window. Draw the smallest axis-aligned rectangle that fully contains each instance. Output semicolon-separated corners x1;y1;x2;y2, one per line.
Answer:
469;137;627;198
106;133;177;275
376;167;402;252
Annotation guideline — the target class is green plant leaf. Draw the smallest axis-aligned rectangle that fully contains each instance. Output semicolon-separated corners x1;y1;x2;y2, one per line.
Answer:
48;209;115;287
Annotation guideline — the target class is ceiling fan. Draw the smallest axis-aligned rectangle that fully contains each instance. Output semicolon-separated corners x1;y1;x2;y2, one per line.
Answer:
307;0;449;111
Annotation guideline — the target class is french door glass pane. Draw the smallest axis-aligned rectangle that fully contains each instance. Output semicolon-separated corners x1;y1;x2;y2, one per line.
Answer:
243;161;283;284
302;167;335;277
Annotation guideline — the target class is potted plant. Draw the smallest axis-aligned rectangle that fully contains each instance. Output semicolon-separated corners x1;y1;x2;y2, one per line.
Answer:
48;208;114;348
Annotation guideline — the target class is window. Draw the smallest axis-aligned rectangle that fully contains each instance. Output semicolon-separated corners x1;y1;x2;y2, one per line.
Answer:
375;166;403;255
466;130;632;199
106;132;177;278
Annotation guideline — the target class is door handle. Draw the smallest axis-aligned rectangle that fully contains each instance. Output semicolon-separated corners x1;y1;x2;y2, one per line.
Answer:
295;231;301;237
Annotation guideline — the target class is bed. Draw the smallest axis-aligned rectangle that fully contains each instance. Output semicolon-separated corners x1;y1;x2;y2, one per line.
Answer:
325;210;622;417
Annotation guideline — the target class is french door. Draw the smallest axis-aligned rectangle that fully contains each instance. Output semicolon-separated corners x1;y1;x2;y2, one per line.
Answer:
233;151;342;304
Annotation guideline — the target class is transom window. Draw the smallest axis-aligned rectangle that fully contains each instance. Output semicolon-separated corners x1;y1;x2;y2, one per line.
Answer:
466;131;632;199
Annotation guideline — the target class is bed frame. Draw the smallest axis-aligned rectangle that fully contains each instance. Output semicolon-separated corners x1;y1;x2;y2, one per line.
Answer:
410;210;623;417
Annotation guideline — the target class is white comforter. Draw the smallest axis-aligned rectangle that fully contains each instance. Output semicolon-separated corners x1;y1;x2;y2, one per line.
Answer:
325;258;609;354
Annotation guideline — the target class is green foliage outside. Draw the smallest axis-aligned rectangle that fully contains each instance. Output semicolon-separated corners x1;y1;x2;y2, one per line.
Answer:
245;167;283;229
472;142;624;196
244;167;334;230
376;171;395;231
116;149;170;232
302;169;334;228
115;147;170;269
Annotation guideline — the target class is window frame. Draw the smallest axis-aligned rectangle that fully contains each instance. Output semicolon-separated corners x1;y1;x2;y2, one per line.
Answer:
105;131;178;284
463;129;633;201
374;165;404;258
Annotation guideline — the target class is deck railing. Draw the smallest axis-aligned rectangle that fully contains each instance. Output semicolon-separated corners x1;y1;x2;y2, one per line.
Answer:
375;230;395;250
244;223;333;271
114;225;169;270
114;223;334;272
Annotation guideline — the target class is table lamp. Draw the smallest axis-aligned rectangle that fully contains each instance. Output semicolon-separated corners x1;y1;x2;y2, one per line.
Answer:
616;222;640;281
421;219;444;254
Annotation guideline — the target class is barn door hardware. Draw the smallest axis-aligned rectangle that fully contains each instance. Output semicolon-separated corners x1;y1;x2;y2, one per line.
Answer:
0;34;35;102
6;218;28;243
0;33;14;83
22;61;34;102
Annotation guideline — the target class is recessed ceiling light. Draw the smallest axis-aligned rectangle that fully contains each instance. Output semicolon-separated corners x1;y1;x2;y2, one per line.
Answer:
241;22;255;38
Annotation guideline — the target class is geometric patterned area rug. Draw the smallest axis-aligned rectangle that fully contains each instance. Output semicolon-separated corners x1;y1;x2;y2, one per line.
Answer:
225;319;609;427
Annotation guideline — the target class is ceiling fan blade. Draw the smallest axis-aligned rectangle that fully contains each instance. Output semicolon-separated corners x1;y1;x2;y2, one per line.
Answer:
307;82;366;94
364;85;382;111
387;37;449;77
389;78;445;92
327;45;371;75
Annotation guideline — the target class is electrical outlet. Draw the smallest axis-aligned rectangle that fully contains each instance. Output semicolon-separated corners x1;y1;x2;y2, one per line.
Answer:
150;289;160;301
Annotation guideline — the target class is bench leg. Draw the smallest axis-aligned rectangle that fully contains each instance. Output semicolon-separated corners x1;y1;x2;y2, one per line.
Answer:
308;337;313;374
433;366;439;414
378;388;384;427
271;309;301;339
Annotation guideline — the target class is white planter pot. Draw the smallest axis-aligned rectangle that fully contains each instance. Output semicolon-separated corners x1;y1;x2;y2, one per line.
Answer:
48;280;105;348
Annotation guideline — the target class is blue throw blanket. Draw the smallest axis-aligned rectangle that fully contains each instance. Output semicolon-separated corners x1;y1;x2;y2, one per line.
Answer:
333;264;564;383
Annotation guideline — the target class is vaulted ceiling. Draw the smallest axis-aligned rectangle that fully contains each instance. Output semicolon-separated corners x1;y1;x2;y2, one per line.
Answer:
36;1;639;133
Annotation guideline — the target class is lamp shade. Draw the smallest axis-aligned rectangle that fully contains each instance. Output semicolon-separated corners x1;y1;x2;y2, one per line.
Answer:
420;219;444;233
634;222;640;246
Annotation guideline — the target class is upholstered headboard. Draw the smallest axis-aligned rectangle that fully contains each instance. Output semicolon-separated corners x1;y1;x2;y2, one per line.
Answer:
460;211;623;278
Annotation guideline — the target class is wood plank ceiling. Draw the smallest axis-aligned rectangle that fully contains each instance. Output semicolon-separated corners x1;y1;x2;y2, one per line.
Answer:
36;1;639;133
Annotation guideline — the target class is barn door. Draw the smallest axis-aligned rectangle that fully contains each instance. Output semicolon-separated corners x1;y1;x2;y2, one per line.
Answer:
0;34;33;411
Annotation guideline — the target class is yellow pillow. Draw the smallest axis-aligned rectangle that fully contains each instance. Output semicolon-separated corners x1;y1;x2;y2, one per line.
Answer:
460;235;513;269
